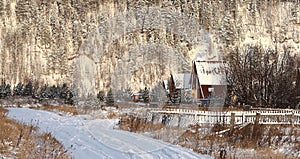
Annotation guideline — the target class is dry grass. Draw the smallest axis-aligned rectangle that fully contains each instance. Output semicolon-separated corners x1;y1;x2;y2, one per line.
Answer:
0;107;70;159
172;123;300;158
226;147;292;159
204;123;300;159
107;111;117;119
119;115;165;132
33;104;78;116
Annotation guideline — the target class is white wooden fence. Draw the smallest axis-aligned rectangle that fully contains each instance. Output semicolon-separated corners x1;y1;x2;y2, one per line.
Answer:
148;108;300;127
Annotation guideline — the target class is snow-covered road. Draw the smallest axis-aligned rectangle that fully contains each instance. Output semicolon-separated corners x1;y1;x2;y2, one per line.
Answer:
7;108;211;159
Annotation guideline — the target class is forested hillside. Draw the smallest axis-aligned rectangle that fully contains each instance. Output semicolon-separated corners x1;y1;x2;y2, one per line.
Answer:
0;0;299;98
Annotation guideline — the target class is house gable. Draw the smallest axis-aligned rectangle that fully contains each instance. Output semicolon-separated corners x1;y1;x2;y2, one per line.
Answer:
171;74;191;89
194;60;227;86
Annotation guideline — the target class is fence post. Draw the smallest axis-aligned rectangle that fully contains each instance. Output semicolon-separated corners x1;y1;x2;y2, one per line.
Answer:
255;113;260;125
178;114;181;128
230;113;235;133
151;112;154;123
292;113;295;127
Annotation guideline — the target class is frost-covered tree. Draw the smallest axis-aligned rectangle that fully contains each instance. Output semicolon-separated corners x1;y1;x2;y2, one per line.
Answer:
0;0;4;16
0;0;300;102
219;13;235;46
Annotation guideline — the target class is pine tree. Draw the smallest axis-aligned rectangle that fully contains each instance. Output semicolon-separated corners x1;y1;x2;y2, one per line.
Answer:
105;89;114;106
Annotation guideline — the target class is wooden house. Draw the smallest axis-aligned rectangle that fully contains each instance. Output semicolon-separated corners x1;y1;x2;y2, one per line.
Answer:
190;59;227;106
164;73;191;104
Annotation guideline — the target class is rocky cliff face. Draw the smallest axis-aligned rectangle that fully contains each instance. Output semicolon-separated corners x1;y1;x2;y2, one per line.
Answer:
0;0;299;97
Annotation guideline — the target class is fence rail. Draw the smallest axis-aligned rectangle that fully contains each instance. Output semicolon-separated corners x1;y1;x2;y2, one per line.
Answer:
148;108;300;127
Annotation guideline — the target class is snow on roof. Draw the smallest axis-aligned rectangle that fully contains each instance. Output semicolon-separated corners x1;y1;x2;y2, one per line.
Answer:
194;60;227;85
163;80;170;90
172;74;191;89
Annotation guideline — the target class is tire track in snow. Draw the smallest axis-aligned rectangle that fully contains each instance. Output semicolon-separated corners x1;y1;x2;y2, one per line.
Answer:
85;119;208;159
85;120;159;158
7;108;211;159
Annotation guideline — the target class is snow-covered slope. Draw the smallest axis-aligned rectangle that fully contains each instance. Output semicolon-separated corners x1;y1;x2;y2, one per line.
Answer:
7;108;211;159
1;1;300;98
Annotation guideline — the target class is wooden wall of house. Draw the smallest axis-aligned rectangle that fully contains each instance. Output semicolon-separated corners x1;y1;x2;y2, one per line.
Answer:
197;85;227;99
201;85;210;98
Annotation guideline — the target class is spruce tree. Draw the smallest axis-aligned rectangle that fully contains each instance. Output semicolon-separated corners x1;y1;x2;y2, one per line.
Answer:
49;85;59;98
13;83;23;96
105;89;114;106
40;84;49;99
23;81;33;96
4;84;11;97
0;83;5;98
65;90;74;105
59;83;68;99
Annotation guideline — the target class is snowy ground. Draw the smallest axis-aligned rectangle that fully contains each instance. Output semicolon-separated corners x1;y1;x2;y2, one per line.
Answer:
6;108;211;159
